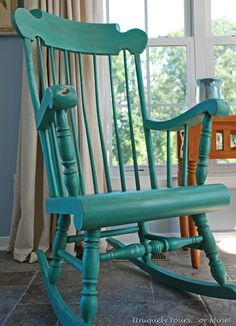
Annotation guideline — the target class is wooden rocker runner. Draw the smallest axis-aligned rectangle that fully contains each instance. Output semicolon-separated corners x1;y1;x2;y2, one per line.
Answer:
13;8;236;326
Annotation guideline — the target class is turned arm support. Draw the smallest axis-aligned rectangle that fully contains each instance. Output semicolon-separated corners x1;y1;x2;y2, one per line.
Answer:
36;84;77;130
145;98;230;185
36;84;80;196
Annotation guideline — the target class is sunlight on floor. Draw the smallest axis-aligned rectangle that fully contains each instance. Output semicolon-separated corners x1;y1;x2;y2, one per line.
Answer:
217;236;236;255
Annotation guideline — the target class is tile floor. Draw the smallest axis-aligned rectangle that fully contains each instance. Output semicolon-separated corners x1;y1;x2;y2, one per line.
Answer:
0;246;235;326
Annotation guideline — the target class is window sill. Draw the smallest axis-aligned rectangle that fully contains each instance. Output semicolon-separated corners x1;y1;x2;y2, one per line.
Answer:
111;173;236;190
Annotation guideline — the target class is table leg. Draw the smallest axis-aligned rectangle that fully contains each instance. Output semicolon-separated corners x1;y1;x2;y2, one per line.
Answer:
188;160;201;269
178;158;189;246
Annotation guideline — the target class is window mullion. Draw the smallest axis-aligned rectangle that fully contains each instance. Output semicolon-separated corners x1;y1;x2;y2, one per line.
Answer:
146;47;151;114
144;0;148;34
192;0;212;79
184;0;192;36
148;37;192;46
144;0;151;113
105;0;109;23
187;39;196;107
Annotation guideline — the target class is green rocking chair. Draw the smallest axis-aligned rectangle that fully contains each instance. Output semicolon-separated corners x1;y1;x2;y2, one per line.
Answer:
13;8;236;326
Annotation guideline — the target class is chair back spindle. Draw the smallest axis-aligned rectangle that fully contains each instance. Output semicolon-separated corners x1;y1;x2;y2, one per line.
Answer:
123;50;141;190
93;54;112;192
166;130;172;188
108;55;126;191
181;125;189;186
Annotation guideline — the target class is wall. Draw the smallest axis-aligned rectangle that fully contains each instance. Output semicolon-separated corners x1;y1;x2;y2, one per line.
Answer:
150;188;236;234
0;36;23;236
208;188;236;231
114;177;236;234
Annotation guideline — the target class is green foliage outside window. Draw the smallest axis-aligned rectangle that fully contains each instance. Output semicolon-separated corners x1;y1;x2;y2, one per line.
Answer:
111;19;236;167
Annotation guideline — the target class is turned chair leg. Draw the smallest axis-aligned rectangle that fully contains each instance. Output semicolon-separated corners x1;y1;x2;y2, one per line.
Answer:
189;217;201;268
179;215;189;238
178;157;190;250
138;222;152;262
80;229;101;324
48;214;71;284
192;213;226;285
188;160;201;268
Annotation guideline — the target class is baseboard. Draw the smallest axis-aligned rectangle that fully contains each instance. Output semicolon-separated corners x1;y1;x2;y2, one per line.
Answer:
0;237;9;251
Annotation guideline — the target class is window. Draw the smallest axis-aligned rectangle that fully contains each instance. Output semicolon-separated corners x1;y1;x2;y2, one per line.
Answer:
104;0;236;172
210;0;236;166
211;1;236;114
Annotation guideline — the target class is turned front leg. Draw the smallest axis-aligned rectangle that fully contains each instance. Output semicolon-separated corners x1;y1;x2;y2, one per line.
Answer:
138;222;151;263
80;229;101;324
192;213;226;285
48;214;71;283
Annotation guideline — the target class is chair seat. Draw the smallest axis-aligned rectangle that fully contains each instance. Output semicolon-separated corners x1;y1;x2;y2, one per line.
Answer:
46;183;229;230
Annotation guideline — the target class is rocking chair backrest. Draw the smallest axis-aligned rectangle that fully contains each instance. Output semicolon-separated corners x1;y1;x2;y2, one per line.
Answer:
13;8;169;198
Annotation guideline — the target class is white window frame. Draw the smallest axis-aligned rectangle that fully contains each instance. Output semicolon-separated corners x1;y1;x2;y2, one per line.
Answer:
105;0;236;180
193;0;236;174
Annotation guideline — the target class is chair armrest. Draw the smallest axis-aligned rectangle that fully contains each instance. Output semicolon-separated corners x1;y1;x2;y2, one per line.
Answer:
36;84;77;130
144;98;230;131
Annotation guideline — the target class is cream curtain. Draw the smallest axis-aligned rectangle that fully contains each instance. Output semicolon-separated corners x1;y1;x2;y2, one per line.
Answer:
8;0;107;262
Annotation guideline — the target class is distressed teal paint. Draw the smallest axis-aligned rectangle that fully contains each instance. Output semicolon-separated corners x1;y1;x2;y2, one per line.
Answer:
135;53;158;189
80;230;100;324
67;226;140;243
93;54;112;192
192;213;226;285
13;8;147;55
77;53;98;194
37;250;88;326
145;98;229;131
64;51;85;195
36;85;77;130
48;214;71;284
166;130;172;188
101;235;203;261
46;184;230;230
109;55;126;191
196;113;213;185
182;125;189;186
57;249;82;272
107;238;236;300
13;8;236;326
123;50;141;190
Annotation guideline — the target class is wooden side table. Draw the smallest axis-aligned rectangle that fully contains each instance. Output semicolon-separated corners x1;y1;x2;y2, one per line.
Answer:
178;115;236;268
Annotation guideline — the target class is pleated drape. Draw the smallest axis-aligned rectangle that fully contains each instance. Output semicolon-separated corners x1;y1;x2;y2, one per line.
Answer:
8;0;107;262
